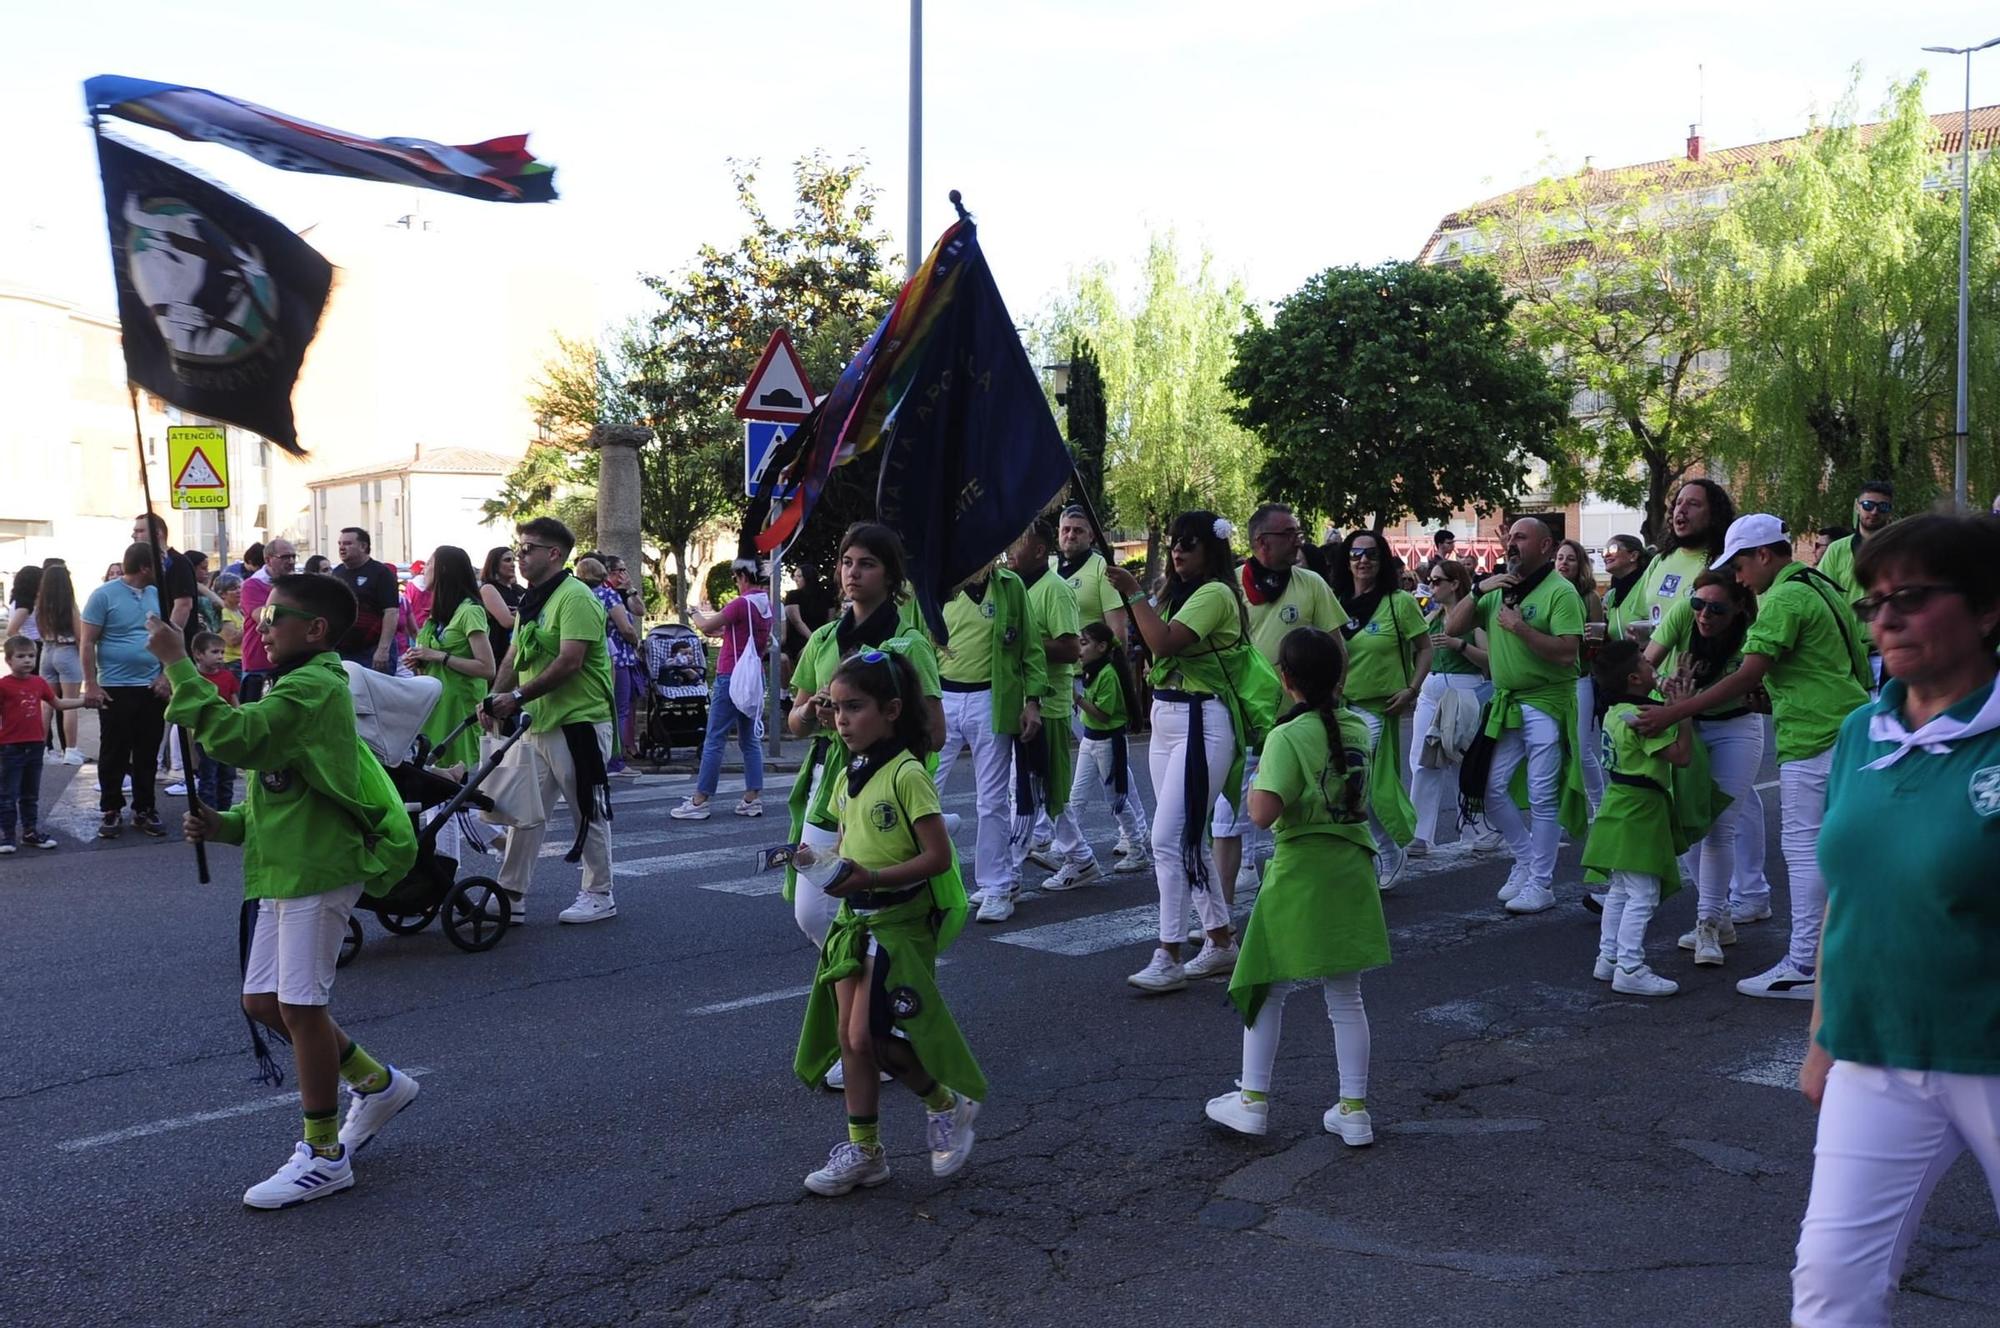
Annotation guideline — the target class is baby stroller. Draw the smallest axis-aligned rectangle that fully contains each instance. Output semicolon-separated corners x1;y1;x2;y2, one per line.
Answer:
333;664;534;966
641;622;710;762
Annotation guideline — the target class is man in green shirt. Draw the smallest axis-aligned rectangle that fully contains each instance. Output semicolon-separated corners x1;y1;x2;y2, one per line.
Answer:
1636;513;1873;1002
1000;519;1080;917
484;517;620;927
1816;478;1895;684
1442;517;1588;915
1051;505;1129;642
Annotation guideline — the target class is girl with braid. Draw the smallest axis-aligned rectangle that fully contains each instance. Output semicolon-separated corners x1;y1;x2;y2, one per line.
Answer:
1205;627;1388;1145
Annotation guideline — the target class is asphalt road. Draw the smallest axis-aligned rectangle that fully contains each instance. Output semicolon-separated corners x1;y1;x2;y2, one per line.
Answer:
3;743;1996;1328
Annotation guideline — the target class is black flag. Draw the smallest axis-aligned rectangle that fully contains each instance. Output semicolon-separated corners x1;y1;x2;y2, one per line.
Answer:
95;133;332;455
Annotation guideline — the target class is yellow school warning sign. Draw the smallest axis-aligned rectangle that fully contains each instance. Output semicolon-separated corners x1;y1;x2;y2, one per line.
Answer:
167;425;229;510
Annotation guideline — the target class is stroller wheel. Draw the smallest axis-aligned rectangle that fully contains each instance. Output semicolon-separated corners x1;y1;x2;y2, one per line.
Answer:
443;875;510;953
336;916;364;968
378;906;439;935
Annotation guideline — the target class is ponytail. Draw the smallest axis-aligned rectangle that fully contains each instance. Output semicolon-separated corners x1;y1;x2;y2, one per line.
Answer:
1276;627;1363;821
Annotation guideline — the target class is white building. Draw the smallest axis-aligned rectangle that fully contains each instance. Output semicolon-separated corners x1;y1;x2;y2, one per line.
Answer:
307;446;517;570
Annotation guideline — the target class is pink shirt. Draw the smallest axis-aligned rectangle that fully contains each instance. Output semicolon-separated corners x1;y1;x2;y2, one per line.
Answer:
715;593;771;675
239;570;273;672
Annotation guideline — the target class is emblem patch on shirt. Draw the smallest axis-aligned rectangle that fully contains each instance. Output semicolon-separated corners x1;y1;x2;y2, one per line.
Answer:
1659;574;1682;596
1970;765;2000;818
888;986;923;1020
1280;605;1299;623
260;768;296;794
1366;620;1381;633
1523;605;1537;622
1002;626;1019;646
869;800;900;832
980;602;998;619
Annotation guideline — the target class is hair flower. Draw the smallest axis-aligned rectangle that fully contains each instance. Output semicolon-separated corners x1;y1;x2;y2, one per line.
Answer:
1212;517;1235;542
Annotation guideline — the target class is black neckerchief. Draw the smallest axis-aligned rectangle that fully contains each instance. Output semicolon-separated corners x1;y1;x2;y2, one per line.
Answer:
1339;583;1388;640
1502;560;1556;608
1079;656;1108;686
269;647;337;681
961;576;989;607
846;737;908;797
1017;562;1049;590
1685;620;1746;689
1276;700;1315;727
1244;556;1291;606
518;568;572;624
1055;551;1092;580
836;597;902;656
1606;565;1645;607
1165;574;1204;617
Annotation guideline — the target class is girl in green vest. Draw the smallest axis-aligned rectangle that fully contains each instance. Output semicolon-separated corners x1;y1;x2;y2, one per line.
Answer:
1205;626;1387;1144
792;650;984;1196
1329;530;1430;890
403;545;495;771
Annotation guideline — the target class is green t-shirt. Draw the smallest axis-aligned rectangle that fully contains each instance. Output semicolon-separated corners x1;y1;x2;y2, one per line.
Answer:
1052;550;1117;627
1425;606;1479;676
1156;580;1243;692
1600;699;1677;788
513;575;615;733
1632;547;1711;632
1816;531;1863;601
1252;707;1376;853
1342;591;1428;703
791;601;941;704
1248;567;1341;663
1649;597;1747;720
938;589;996;685
1741;562;1872;764
1475;572;1584;695
1079;661;1127;733
1024;569;1080;719
1817;680;2000;1073
417;598;492;766
834;750;943;876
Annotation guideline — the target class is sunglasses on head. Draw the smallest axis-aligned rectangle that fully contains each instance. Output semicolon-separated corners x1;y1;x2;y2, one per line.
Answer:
1852;584;1954;623
854;649;890;664
1857;499;1893;514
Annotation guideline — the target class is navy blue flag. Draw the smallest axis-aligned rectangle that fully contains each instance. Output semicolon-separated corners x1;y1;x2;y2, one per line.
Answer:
873;216;1072;639
96;134;333;454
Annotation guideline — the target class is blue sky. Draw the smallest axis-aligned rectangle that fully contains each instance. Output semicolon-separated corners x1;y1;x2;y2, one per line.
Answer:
10;1;2000;328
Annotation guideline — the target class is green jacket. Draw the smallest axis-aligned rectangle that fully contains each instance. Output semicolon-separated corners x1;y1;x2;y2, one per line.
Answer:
941;568;1045;735
166;652;417;901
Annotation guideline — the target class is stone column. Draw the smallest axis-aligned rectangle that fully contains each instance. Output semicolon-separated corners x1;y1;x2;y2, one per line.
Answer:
590;424;649;586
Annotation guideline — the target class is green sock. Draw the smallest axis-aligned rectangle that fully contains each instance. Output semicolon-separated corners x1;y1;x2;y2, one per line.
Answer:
919;1082;954;1113
1339;1097;1366;1113
339;1040;389;1093
847;1115;881;1149
1242;1089;1270;1104
303;1108;340;1157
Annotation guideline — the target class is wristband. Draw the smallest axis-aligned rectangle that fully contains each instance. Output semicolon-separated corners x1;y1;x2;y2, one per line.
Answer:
1124;592;1144;606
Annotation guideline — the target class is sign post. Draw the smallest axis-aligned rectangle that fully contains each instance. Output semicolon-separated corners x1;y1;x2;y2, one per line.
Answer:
735;330;817;760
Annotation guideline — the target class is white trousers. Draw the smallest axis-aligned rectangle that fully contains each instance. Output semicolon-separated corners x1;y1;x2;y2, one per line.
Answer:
1780;748;1834;969
933;688;1013;894
1729;716;1775;912
1209;751;1269;864
1239;975;1370;1101
1408;673;1490;845
1575;675;1606;811
1354;706;1400;857
1594;870;1661;970
1147;696;1234;945
1689;714;1765;922
1483;701;1564;886
497;724;615;898
1050;733;1149;864
1793;1062;2000;1327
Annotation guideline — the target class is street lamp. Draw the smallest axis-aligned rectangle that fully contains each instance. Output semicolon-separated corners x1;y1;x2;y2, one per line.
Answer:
1922;35;2000;512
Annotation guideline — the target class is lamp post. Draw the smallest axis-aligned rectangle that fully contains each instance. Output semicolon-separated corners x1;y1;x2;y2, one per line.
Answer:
1922;36;2000;512
908;0;922;279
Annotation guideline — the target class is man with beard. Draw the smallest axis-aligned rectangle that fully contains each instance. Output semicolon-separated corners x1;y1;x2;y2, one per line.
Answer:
1817;480;1895;685
1444;518;1590;915
1632;479;1737;639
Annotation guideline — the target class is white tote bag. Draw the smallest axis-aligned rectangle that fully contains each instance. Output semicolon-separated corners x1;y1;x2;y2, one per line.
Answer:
727;593;769;717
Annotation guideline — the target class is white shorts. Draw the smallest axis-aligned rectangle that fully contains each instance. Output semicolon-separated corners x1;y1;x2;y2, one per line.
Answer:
242;884;365;1006
1210;751;1258;838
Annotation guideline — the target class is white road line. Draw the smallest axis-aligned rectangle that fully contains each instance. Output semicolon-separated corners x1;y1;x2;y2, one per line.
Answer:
992;903;1158;956
57;1067;436;1154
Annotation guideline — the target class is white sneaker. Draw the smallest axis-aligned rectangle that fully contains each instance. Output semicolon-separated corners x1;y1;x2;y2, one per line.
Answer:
803;1141;890;1196
338;1068;420;1152
1470;828;1506;851
1112;833;1135;858
669;797;711;820
1113;850;1152;875
927;1093;980;1176
1505;883;1556;914
1183;941;1238;980
733;800;763;817
1592;956;1614;982
64;748;86;766
1040;859;1102;892
824;1060;846;1090
1582;891;1606;915
1730;899;1773;925
1376;843;1408;891
242;1141;354;1210
1027;846;1063;872
1678;917;1738;951
1127;948;1187;993
481;890;527;926
1235;860;1261;891
1205;1090;1268;1136
1612;964;1679;997
163;781;187;797
558;892;617;924
1737;959;1817;1001
1030;836;1054;858
1497;865;1529;904
975;889;1017;923
1323;1102;1375;1147
1406;839;1431;859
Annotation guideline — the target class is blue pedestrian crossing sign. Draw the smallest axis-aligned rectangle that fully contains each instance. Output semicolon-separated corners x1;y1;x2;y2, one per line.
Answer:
744;420;799;498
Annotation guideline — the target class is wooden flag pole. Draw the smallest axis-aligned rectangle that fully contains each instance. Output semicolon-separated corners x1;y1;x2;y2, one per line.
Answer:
128;386;211;884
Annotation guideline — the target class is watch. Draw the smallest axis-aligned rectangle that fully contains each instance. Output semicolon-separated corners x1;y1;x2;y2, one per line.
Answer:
510;688;525;705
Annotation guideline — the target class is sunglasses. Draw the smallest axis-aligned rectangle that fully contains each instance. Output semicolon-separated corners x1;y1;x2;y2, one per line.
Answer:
1690;598;1734;618
1171;535;1202;551
516;541;560;555
1857;499;1893;514
1348;547;1381;561
262;601;321;627
855;649;890;664
1258;527;1304;541
1852;583;1955;623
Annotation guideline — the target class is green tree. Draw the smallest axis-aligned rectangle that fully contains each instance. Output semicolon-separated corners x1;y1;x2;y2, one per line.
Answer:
1475;163;1737;542
1229;261;1569;530
1044;234;1261;577
1711;75;2000;522
1062;337;1113;527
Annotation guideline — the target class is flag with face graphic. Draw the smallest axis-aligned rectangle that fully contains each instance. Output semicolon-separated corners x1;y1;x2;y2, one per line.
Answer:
95;133;333;455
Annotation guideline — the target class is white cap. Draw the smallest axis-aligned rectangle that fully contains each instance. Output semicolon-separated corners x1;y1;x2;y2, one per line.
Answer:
1711;513;1788;569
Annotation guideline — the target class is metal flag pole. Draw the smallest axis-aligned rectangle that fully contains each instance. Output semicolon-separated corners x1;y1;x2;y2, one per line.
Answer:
129;386;211;883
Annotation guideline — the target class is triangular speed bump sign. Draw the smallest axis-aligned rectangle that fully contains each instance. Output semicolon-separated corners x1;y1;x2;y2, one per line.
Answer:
734;328;816;421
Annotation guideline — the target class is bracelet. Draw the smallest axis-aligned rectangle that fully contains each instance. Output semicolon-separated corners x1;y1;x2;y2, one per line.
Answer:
1125;592;1145;606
